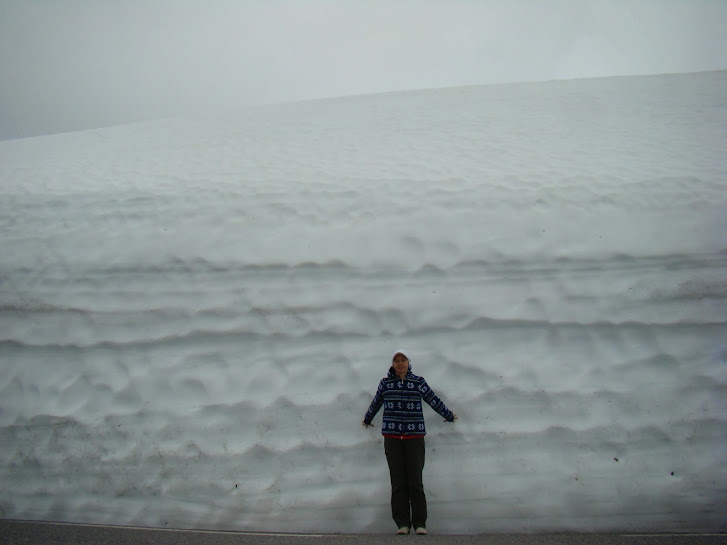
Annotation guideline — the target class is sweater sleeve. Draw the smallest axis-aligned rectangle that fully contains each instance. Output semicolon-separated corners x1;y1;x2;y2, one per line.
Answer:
419;378;455;422
363;379;386;424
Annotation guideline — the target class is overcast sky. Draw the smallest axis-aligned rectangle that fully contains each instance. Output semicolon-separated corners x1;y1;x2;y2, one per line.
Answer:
1;0;726;140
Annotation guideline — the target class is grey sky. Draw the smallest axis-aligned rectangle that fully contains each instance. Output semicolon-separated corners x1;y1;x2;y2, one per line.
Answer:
1;0;726;140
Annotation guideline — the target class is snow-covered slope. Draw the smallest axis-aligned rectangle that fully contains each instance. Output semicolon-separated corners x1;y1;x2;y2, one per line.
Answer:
1;70;726;533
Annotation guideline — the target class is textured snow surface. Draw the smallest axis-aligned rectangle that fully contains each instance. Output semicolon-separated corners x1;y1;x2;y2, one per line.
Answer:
1;71;726;533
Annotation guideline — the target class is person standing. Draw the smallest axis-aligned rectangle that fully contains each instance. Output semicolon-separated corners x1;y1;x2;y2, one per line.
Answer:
363;349;457;535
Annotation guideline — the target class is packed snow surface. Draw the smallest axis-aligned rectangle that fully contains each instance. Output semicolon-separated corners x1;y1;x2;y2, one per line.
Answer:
1;71;726;533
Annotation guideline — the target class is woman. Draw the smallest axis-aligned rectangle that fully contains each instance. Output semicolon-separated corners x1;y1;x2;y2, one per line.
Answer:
363;349;457;535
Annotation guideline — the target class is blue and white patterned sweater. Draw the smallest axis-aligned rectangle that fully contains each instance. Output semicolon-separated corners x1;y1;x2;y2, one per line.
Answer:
364;366;454;438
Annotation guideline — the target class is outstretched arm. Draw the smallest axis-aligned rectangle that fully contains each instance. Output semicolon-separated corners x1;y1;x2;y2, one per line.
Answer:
362;379;385;426
419;379;456;422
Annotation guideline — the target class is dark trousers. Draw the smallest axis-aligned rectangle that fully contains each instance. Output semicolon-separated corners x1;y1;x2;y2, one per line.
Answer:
384;437;427;529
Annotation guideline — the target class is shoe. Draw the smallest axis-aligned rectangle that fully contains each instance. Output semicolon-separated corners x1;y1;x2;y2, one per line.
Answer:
397;526;410;535
415;527;427;535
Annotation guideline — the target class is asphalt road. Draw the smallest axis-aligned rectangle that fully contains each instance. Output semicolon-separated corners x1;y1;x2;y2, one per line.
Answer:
1;521;725;545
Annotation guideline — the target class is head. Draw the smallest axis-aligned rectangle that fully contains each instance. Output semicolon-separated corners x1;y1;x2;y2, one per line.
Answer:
392;349;410;378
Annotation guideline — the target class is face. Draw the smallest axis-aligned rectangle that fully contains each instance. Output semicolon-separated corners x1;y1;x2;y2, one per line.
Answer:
392;353;409;375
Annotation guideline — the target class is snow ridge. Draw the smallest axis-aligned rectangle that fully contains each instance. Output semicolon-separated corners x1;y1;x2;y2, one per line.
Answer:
1;71;726;533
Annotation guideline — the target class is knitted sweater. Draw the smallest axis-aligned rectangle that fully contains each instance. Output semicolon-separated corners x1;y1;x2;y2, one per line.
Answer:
364;366;454;438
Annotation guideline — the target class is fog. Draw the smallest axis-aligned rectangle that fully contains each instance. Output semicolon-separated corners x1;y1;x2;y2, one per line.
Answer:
1;0;726;139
